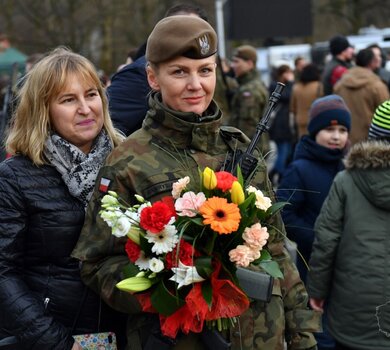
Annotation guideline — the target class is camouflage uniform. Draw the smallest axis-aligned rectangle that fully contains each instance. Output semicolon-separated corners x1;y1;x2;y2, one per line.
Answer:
213;63;238;125
230;69;270;154
72;92;320;350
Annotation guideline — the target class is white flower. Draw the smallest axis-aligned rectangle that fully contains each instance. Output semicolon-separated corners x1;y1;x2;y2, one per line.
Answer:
149;258;164;273
246;186;272;211
112;216;132;237
146;218;179;255
172;176;190;199
100;210;123;227
101;194;120;206
124;209;140;223
135;252;150;271
169;260;205;289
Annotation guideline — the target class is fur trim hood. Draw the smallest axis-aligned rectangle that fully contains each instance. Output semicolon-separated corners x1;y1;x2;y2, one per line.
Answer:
344;140;390;210
345;140;390;169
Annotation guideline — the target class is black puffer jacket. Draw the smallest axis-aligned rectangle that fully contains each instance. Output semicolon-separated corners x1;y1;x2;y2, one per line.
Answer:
0;156;101;349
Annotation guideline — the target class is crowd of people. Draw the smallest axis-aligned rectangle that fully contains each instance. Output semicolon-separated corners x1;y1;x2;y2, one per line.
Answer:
1;2;390;350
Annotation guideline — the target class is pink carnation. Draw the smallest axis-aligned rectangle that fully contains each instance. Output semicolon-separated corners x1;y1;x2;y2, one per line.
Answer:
175;191;206;217
242;223;269;250
172;176;190;199
229;245;255;267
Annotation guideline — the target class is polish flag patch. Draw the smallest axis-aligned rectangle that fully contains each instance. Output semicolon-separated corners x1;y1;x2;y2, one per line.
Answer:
99;177;111;193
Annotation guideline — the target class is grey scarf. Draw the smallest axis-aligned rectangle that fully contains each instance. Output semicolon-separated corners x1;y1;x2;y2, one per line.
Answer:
43;130;112;207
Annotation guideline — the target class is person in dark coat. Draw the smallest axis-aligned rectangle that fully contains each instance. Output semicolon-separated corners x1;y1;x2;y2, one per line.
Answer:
269;64;295;184
277;95;351;350
307;100;390;350
0;47;124;349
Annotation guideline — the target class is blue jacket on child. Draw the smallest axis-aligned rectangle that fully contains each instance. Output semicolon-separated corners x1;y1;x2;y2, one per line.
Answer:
276;135;345;282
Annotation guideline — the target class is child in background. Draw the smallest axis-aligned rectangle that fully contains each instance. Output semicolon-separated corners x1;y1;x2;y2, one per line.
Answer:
277;94;351;350
307;100;390;350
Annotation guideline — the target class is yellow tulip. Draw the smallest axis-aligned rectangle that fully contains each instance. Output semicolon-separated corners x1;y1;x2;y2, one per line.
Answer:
231;181;245;205
116;276;152;293
203;167;217;190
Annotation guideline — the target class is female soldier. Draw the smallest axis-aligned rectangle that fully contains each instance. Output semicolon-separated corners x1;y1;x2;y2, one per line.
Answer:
73;16;319;350
0;48;124;349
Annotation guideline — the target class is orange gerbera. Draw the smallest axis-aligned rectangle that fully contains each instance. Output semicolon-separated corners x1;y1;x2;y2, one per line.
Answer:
199;197;241;234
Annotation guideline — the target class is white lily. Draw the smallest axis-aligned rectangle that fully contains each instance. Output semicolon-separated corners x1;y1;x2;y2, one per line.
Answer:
169;260;205;289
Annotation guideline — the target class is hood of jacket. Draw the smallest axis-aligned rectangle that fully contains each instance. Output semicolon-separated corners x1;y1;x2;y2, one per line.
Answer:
337;66;378;89
345;140;390;209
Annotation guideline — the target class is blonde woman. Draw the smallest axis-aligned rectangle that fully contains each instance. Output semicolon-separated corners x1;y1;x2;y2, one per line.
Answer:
0;47;124;349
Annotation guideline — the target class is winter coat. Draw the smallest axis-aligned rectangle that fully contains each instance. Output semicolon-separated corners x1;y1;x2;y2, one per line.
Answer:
322;57;352;96
107;55;150;136
276;136;345;282
290;81;323;138
0;156;102;349
269;80;295;143
334;66;389;145
307;140;390;350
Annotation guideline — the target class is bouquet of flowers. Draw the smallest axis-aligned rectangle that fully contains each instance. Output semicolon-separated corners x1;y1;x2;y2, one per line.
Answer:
99;167;284;338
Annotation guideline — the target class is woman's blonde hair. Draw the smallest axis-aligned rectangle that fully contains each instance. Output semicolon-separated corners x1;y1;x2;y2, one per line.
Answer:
6;47;124;165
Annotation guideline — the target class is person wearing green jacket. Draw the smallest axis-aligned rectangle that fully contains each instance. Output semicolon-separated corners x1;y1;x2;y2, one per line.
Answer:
307;100;390;350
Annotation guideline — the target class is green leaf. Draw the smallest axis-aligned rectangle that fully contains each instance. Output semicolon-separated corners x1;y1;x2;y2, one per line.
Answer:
201;280;213;308
236;165;244;187
239;193;256;212
259;260;284;279
151;281;185;316
195;256;213;279
266;201;290;217
139;234;152;255
204;230;217;255
189;217;204;226
254;249;272;262
122;263;139;278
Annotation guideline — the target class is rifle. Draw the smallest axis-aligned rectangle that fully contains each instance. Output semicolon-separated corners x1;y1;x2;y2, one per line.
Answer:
223;82;285;180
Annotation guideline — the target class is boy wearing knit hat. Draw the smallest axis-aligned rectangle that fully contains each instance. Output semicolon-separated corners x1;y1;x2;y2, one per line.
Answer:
277;94;351;350
306;99;390;350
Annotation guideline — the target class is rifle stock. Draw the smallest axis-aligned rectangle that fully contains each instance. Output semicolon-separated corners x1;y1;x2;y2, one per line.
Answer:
223;82;285;180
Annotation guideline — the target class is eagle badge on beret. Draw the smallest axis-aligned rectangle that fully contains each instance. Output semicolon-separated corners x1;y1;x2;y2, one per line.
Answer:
198;35;210;56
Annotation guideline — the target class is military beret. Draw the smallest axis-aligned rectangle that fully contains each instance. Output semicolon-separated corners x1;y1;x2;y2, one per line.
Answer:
233;45;258;64
146;15;218;64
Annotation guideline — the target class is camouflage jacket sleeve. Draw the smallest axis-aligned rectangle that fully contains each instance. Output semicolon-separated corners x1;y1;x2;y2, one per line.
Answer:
71;164;142;315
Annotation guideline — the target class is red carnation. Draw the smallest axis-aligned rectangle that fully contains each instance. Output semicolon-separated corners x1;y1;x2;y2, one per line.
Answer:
215;171;237;192
161;196;177;219
166;239;199;269
140;201;175;233
125;239;141;263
